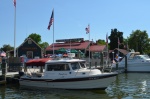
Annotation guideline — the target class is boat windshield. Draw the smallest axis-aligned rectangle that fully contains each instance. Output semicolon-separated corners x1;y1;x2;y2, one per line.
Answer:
47;64;70;71
140;55;150;59
80;62;86;68
71;62;80;70
134;55;150;60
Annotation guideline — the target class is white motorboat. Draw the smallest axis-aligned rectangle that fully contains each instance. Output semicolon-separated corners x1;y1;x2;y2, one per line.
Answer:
19;53;118;89
112;52;150;72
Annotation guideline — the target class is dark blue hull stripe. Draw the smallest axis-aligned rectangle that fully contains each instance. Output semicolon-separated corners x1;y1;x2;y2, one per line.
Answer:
20;74;117;82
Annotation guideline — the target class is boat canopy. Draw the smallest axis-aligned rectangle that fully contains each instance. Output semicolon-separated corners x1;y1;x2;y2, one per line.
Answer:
26;58;51;66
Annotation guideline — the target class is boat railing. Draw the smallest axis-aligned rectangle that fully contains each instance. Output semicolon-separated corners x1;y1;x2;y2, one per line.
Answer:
25;72;43;78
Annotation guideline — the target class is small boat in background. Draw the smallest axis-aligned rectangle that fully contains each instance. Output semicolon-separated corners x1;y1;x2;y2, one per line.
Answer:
19;53;118;89
112;51;150;73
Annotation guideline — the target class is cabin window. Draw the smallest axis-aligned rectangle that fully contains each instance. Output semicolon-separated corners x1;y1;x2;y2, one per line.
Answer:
71;62;80;70
47;64;70;71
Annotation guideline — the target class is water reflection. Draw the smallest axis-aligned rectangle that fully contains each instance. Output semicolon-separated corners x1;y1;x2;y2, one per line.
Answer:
106;73;150;99
1;73;150;99
0;84;111;99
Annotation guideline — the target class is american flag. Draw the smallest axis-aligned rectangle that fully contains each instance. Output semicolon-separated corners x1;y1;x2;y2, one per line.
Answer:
47;9;54;30
0;51;6;57
13;0;16;7
85;24;90;34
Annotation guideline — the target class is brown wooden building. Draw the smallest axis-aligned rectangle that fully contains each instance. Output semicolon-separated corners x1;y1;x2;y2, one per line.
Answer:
45;38;107;58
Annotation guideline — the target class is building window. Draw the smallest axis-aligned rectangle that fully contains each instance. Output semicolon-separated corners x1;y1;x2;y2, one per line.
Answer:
28;40;32;44
27;51;33;59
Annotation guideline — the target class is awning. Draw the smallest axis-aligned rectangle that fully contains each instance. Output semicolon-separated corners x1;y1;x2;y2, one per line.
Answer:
26;58;51;66
56;48;67;53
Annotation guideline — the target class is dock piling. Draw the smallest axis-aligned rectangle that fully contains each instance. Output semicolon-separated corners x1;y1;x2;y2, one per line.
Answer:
125;55;127;73
1;57;7;84
116;62;118;70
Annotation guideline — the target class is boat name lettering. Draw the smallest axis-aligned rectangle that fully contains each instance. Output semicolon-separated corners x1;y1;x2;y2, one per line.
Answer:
59;73;67;75
89;77;98;80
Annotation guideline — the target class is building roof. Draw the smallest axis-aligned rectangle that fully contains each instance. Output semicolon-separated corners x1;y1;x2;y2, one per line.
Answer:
7;38;42;54
88;45;106;52
46;41;90;51
18;37;42;49
114;48;129;55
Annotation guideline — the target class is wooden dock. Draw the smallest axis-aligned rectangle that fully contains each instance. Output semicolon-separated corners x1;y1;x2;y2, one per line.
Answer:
0;72;19;85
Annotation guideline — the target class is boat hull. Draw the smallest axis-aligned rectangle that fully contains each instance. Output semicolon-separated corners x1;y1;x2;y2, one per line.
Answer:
114;62;150;73
19;73;117;89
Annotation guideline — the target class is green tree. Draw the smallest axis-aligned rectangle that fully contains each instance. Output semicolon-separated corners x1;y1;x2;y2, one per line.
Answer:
109;28;124;50
26;33;49;49
128;30;150;54
39;42;49;49
123;37;129;50
27;33;42;44
97;39;106;45
1;44;14;52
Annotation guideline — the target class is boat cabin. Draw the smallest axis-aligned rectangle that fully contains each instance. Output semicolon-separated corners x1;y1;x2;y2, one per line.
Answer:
45;59;86;72
24;53;102;79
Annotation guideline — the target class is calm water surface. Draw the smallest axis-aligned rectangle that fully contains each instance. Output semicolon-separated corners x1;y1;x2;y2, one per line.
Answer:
1;73;150;99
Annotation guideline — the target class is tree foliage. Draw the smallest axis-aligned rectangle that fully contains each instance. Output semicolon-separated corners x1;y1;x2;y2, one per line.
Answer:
97;39;106;45
109;28;124;50
39;42;49;49
25;33;49;49
123;38;129;50
1;44;14;52
128;30;150;54
27;33;42;44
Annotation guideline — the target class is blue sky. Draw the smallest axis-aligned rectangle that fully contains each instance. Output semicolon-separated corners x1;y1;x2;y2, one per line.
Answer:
1;0;150;48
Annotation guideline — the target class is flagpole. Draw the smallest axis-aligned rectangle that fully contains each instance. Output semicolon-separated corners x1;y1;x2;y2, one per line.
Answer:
118;37;119;62
118;37;119;56
47;9;54;55
89;25;90;65
127;36;129;51
106;33;108;66
70;38;71;50
14;2;16;57
85;24;90;66
53;9;54;55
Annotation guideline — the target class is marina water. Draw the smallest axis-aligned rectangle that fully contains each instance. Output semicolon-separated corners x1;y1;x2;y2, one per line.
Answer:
1;73;150;99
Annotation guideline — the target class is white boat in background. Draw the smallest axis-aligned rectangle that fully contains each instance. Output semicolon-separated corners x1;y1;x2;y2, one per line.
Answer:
19;53;118;89
112;52;150;73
